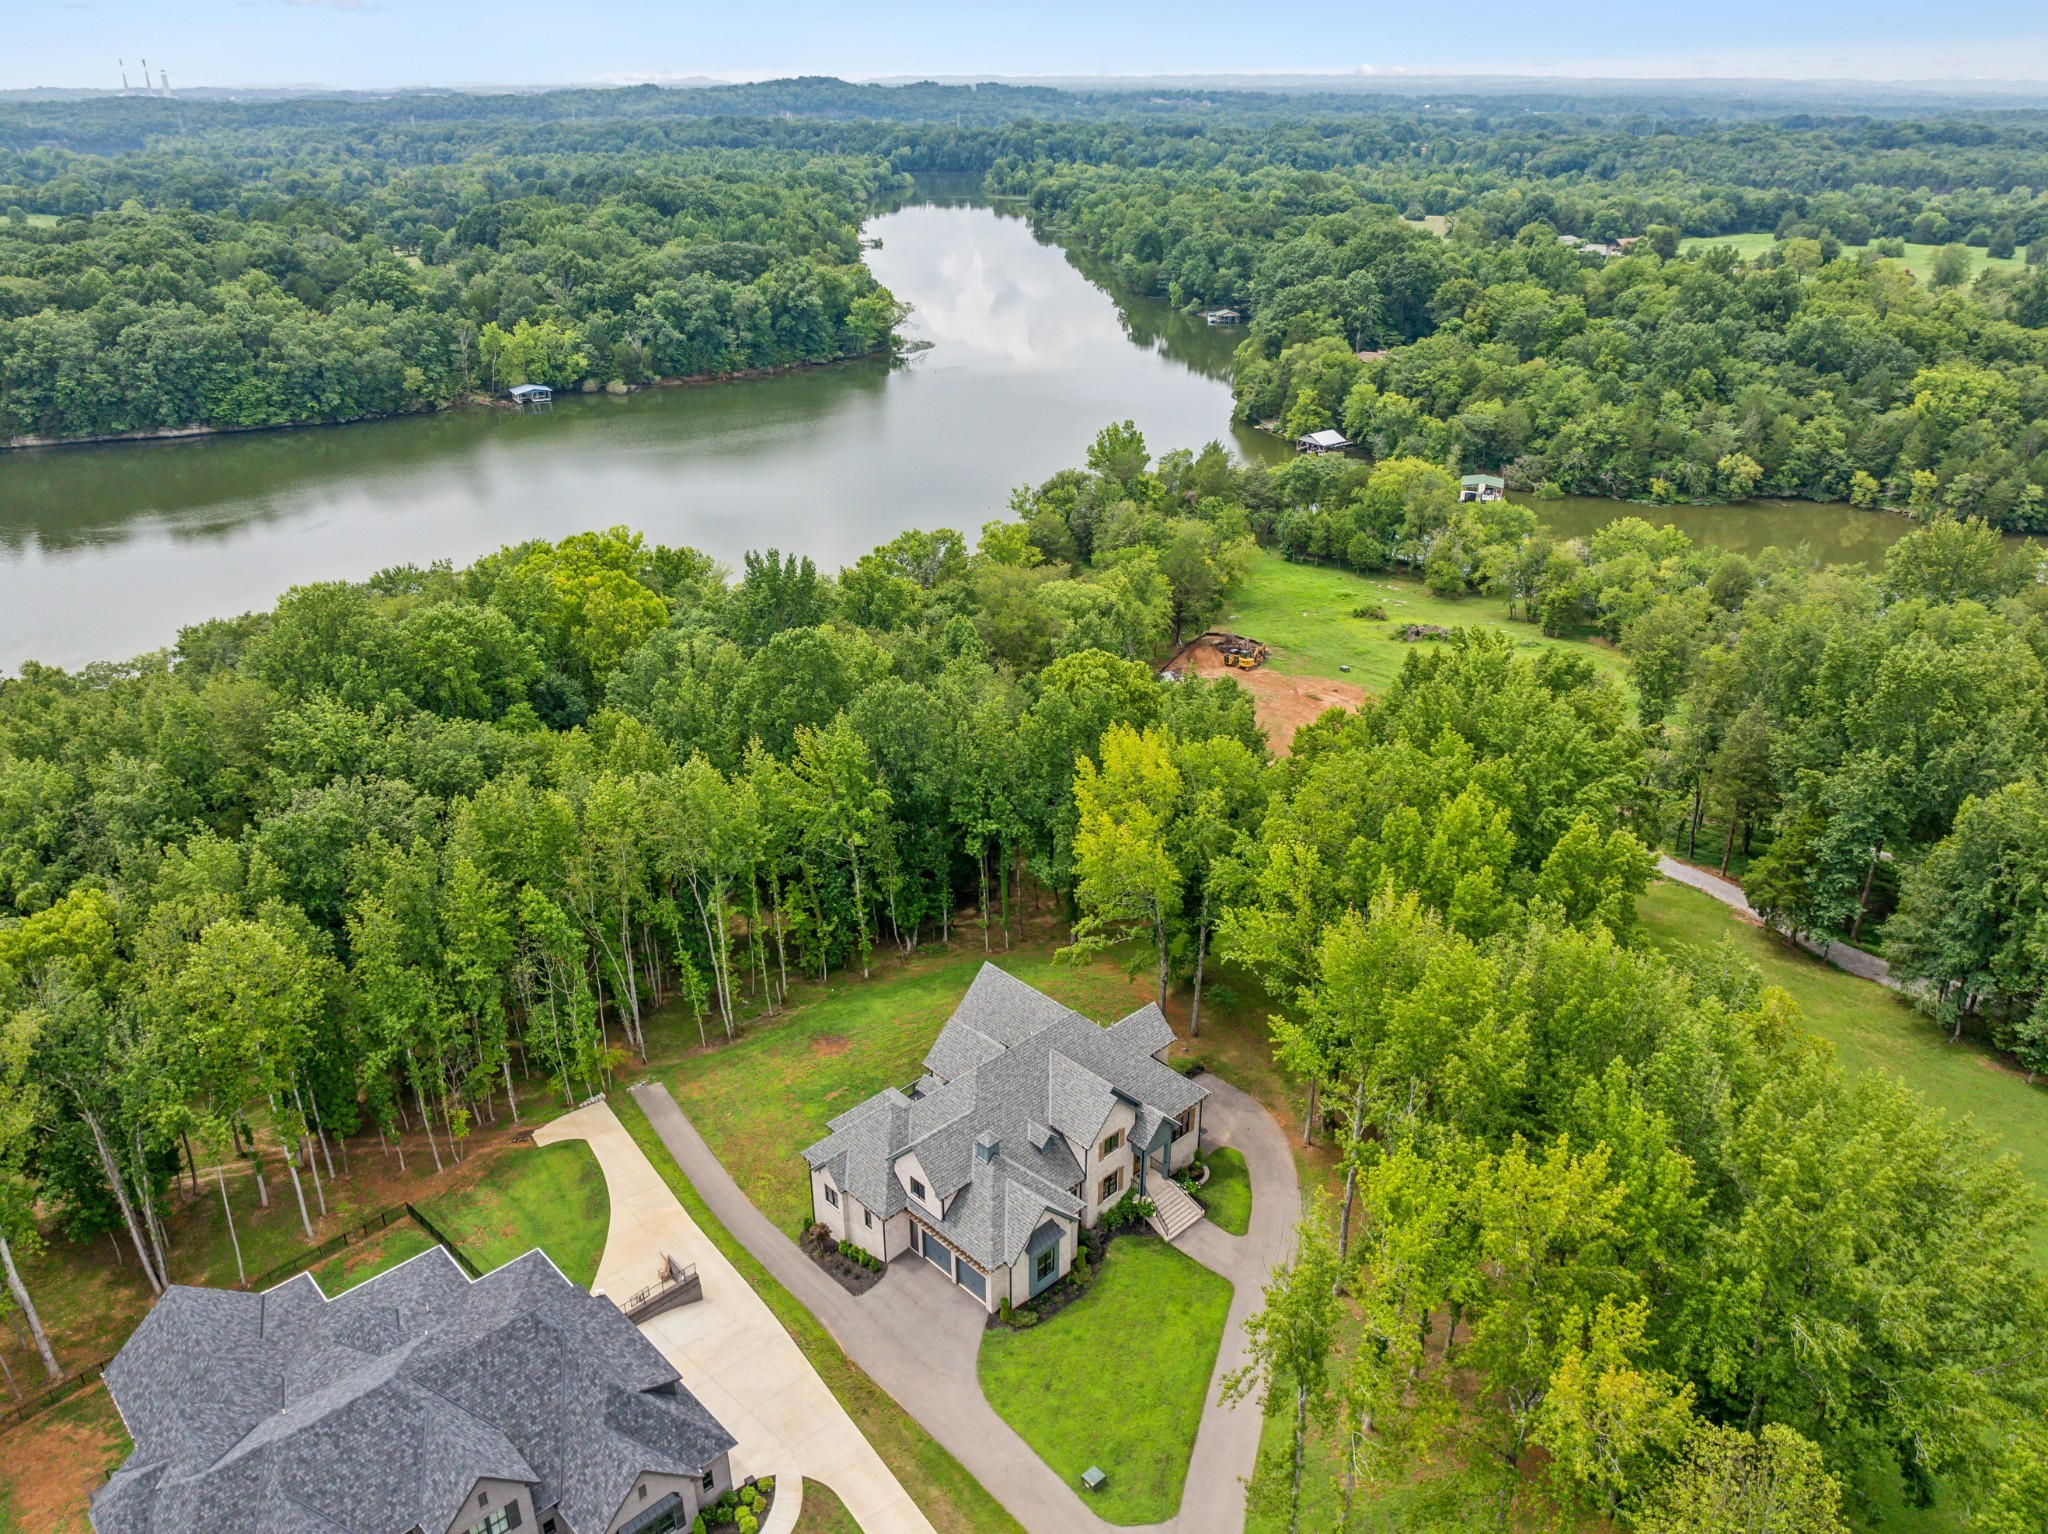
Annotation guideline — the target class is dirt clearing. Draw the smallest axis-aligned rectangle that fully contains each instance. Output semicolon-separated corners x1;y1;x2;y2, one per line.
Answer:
1175;640;1367;754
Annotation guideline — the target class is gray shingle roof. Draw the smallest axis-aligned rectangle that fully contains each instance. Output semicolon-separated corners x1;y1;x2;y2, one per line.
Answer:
799;964;1208;1270
93;1246;735;1534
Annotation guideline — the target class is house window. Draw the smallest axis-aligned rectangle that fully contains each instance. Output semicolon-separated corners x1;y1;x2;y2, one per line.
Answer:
824;1184;839;1206
1100;1130;1123;1157
910;1178;926;1201
864;1209;874;1228
1098;1169;1122;1201
1036;1246;1057;1283
1176;1106;1197;1137
702;1470;716;1492
462;1509;511;1534
507;1506;523;1529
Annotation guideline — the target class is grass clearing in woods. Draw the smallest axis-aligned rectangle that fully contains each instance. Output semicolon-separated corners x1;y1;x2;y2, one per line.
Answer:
1221;551;1627;697
978;1236;1232;1525
1679;230;2031;286
1638;879;2048;1268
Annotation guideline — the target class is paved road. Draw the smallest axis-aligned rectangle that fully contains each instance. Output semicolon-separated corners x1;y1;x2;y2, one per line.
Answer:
631;1073;1301;1534
534;1101;935;1534
1656;855;1898;988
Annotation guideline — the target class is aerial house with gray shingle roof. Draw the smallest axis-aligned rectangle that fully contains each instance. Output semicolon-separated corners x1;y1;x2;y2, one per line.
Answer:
90;1246;737;1534
800;964;1208;1312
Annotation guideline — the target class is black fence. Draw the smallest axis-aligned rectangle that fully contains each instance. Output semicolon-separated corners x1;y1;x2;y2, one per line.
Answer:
0;1354;113;1438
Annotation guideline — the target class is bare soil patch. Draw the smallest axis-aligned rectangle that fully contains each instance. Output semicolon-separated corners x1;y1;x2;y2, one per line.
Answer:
0;1381;128;1532
1177;641;1367;754
812;1035;851;1057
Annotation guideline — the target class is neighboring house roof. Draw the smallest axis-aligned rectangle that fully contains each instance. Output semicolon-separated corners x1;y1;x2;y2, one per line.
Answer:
802;965;1207;1272
91;1247;736;1534
1298;428;1350;449
1461;474;1506;489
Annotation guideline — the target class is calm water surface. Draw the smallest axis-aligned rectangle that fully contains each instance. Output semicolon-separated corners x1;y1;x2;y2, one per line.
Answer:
1527;494;1919;568
0;188;1278;669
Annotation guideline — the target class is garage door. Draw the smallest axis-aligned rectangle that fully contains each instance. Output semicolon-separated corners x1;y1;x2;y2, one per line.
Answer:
919;1227;952;1277
955;1263;987;1302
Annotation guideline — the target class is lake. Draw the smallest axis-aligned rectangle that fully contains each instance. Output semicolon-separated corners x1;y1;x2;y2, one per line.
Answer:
0;185;1280;670
0;184;1939;671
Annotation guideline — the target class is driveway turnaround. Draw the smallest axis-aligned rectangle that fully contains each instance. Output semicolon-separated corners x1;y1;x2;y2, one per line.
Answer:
630;1073;1301;1534
534;1101;935;1534
1656;855;1898;987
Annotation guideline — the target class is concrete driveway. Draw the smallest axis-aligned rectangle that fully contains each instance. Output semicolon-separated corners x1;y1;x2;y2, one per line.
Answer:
534;1101;935;1534
631;1072;1300;1534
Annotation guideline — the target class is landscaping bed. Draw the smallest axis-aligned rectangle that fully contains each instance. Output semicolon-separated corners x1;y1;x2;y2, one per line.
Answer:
988;1194;1157;1331
693;1474;775;1532
799;1224;885;1296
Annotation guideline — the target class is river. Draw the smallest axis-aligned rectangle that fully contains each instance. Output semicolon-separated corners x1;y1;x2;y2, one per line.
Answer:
0;184;1279;670
0;184;1928;671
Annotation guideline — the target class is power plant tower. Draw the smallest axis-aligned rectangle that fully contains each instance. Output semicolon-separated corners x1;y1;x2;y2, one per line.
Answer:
119;59;131;93
159;70;172;97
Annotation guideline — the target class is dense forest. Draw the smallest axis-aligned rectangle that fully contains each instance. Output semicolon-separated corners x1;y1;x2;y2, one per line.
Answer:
0;135;907;441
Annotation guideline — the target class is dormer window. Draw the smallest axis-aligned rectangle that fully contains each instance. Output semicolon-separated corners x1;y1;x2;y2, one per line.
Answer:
1100;1130;1123;1157
911;1178;927;1201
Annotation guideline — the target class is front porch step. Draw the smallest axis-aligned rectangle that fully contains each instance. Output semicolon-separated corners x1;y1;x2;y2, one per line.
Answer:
1146;1174;1205;1242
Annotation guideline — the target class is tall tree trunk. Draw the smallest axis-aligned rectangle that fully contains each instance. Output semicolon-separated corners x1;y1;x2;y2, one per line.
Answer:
1290;1384;1308;1534
84;1111;160;1294
1189;897;1210;1039
1719;814;1738;875
1336;1076;1367;1270
1303;1079;1318;1148
251;1149;268;1208
1849;841;1883;943
284;1147;316;1243
216;1166;245;1286
502;1057;520;1124
1155;909;1170;1009
1687;781;1703;859
0;1232;60;1382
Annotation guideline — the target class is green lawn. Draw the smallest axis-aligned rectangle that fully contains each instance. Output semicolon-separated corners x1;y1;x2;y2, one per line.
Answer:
1639;880;2048;1267
978;1236;1232;1525
1197;1148;1251;1236
791;1479;861;1534
308;1219;440;1295
306;1140;611;1295
419;1140;608;1287
655;947;1172;1236
1680;230;2031;286
614;1093;1024;1534
1220;550;1627;696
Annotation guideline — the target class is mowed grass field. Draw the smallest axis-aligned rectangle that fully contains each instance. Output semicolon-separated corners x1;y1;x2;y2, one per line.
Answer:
1639;880;2048;1268
1220;550;1628;696
1680;229;2033;285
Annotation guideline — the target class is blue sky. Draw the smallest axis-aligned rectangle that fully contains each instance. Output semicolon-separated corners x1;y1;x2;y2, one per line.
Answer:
10;0;2048;91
